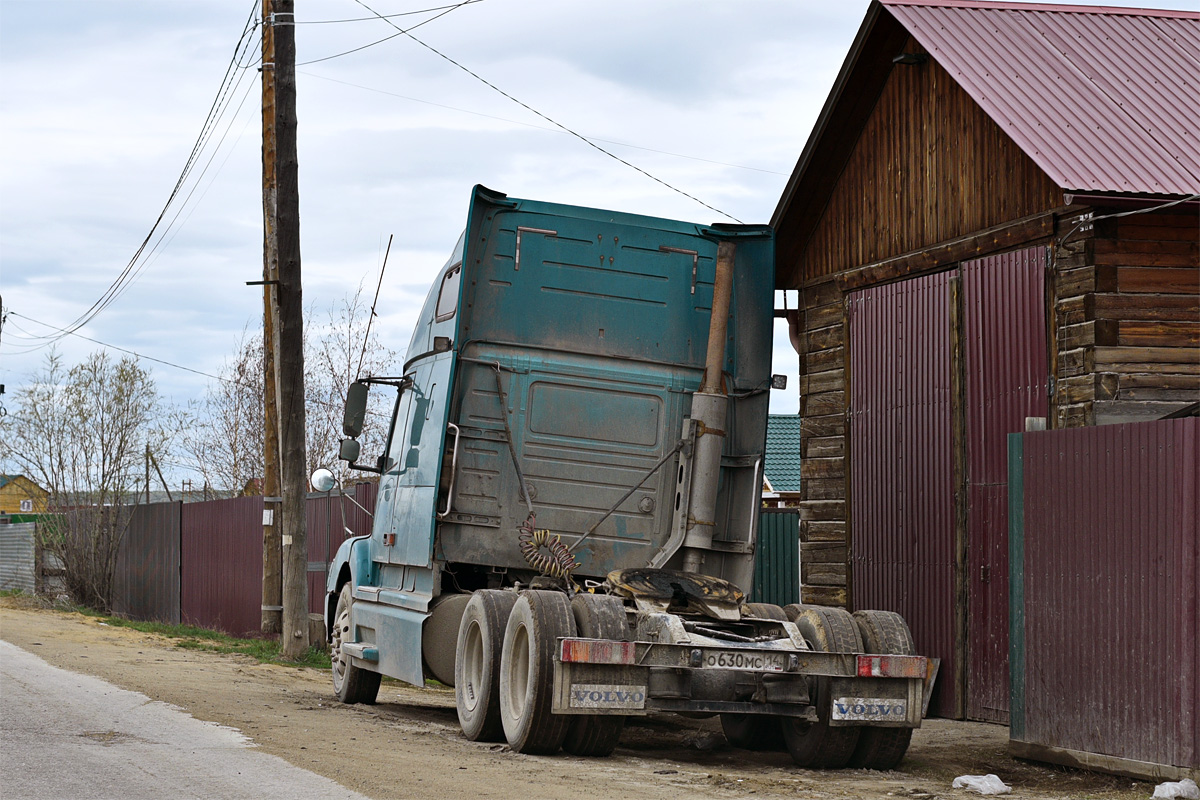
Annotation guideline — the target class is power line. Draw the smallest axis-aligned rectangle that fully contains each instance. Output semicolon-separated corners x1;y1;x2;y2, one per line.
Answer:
6;312;234;385
349;0;742;223
296;0;474;66
295;1;485;24
20;0;263;351
301;71;785;176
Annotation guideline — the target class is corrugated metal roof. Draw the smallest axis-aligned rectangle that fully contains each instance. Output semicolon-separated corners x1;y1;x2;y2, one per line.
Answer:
883;0;1200;195
764;415;803;492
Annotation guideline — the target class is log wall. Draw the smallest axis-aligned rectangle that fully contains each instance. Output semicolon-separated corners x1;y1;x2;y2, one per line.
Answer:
1052;209;1200;428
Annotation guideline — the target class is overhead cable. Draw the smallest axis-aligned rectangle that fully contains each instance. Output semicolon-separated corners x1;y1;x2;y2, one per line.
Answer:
349;0;742;222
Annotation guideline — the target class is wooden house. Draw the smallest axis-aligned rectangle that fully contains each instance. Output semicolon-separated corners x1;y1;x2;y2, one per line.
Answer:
771;0;1199;719
0;474;50;515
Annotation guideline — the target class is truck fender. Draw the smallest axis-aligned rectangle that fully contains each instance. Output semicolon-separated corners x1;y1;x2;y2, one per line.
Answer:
324;534;372;641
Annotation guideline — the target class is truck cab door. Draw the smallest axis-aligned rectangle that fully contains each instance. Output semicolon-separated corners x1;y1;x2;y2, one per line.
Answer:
376;261;461;569
381;352;454;567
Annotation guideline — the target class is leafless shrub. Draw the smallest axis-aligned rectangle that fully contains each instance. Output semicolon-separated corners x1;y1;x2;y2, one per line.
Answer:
0;350;167;611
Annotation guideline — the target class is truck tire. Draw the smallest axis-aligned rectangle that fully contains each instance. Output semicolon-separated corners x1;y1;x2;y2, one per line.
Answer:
331;583;382;705
720;602;788;751
499;590;576;754
848;610;917;770
455;589;519;742
720;714;784;751
742;602;789;621
562;593;629;757
779;604;862;769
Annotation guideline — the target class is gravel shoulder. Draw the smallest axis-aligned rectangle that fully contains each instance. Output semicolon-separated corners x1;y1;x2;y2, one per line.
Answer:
0;598;1151;800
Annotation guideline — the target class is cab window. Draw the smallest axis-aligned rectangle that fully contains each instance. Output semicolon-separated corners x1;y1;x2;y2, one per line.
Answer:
435;264;461;322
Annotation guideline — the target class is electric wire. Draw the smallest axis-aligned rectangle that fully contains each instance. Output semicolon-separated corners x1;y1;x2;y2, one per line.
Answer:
301;70;785;176
295;1;485;24
349;0;742;222
18;0;262;350
297;0;474;67
7;312;236;385
5;312;393;424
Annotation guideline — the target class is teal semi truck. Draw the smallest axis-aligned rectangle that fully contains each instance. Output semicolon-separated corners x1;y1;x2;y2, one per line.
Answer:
317;186;934;768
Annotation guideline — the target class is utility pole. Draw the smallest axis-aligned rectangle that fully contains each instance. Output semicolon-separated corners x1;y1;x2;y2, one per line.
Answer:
260;0;283;637
265;0;310;659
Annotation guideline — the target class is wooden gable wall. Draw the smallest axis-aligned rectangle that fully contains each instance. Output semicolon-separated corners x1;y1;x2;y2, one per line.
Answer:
787;36;1062;287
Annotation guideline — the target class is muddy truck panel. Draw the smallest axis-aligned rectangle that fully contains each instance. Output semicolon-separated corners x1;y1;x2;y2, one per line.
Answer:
324;186;933;768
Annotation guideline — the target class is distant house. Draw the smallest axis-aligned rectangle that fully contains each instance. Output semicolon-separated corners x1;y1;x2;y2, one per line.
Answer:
0;474;49;515
762;415;802;507
771;0;1199;721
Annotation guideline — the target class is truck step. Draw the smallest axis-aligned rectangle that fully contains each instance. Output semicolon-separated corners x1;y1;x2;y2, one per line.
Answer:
341;642;379;662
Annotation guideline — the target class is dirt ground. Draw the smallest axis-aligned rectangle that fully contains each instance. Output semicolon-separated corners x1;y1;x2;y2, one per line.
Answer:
0;597;1155;800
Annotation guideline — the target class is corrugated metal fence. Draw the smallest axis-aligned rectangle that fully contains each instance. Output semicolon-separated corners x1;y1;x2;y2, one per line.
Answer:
112;485;378;636
1009;418;1198;780
108;482;788;638
0;522;37;593
113;502;181;623
751;508;800;607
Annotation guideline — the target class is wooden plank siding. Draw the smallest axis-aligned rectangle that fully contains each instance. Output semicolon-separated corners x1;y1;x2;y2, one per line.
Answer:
781;42;1196;611
1052;209;1200;428
780;37;1061;288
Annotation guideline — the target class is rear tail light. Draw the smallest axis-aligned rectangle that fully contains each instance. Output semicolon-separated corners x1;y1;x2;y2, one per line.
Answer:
856;654;928;679
560;638;636;665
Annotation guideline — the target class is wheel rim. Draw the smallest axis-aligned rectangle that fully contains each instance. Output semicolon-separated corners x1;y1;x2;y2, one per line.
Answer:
332;601;350;691
462;619;485;713
507;621;531;719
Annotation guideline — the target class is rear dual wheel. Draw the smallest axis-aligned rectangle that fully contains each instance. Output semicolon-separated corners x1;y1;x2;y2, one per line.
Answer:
847;610;917;770
455;590;518;741
780;604;862;769
562;594;630;756
499;590;577;754
720;603;788;751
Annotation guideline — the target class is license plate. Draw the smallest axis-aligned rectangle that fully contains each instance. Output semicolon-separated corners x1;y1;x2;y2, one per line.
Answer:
700;649;788;672
830;697;909;722
568;684;647;710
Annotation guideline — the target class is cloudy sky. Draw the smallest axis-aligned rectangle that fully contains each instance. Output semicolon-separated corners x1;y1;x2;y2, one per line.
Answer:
1;0;1194;477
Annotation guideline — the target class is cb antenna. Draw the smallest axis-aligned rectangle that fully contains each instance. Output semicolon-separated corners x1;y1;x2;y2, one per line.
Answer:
356;234;392;380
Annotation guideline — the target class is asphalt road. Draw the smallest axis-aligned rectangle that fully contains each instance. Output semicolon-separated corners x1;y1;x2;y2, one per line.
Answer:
0;640;371;800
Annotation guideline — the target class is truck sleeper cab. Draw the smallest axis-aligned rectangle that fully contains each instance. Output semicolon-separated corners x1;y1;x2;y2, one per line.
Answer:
322;186;934;769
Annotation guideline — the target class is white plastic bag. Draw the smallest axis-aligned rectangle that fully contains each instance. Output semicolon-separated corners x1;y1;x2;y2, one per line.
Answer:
1153;778;1200;800
952;774;1012;795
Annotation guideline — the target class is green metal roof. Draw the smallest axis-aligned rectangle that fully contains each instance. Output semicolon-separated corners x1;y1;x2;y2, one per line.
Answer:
764;415;803;493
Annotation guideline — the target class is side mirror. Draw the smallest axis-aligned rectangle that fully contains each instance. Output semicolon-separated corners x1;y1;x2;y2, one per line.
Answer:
343;381;369;437
339;439;361;463
311;468;337;493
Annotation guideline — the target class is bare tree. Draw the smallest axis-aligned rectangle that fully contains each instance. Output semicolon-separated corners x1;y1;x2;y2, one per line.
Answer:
0;350;167;610
306;285;397;487
178;328;265;493
180;288;398;495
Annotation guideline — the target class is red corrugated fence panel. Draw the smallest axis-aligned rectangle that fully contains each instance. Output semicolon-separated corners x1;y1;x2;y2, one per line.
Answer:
1021;418;1198;768
180;496;264;637
306;482;378;615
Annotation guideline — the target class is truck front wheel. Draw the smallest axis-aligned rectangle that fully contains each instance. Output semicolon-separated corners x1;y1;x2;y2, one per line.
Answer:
331;584;381;704
455;590;518;741
499;590;576;754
